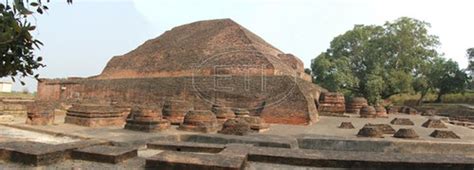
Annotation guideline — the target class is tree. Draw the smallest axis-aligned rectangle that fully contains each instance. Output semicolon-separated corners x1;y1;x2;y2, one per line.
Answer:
429;58;470;103
468;48;474;73
413;57;470;103
0;0;71;84
311;17;440;104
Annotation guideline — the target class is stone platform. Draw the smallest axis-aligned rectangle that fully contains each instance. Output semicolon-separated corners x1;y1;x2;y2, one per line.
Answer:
72;145;137;164
65;103;124;127
0;114;473;169
146;151;247;170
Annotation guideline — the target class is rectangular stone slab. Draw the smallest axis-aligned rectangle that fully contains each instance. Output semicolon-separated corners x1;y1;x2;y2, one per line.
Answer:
246;147;474;169
146;151;246;170
0;141;67;166
64;116;124;127
72;145;137;164
147;141;225;153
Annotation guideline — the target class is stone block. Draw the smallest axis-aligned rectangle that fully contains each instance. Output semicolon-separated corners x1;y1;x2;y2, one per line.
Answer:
124;106;170;132
360;106;376;118
147;141;225;153
178;110;219;133
390;118;415;126
0;141;68;166
145;151;246;170
318;92;345;114
72;145;137;164
162;99;193;125
346;97;368;114
65;103;124;127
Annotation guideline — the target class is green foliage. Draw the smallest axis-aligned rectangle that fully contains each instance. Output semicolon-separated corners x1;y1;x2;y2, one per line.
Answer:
468;48;474;72
311;17;440;104
390;92;474;106
430;58;470;102
0;0;71;84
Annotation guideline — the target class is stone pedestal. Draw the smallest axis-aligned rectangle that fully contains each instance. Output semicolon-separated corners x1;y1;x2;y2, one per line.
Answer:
162;100;193;125
357;126;383;138
125;106;170;132
26;102;55;126
112;102;133;120
238;116;270;132
393;128;419;139
360;106;376;118
363;123;395;134
318;92;345;114
390;118;415;126
212;105;235;124
422;119;447;128
375;106;388;118
338;122;355;129
218;119;251;136
346;97;368;114
65;103;124;127
178;110;219;133
429;130;460;139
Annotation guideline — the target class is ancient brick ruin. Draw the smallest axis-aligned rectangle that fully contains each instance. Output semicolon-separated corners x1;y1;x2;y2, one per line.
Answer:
238;116;270;132
429;130;460;139
421;119;447;128
390;118;415;126
318;92;345;114
374;106;388;118
124;106;170;132
218;119;251;135
364;123;396;134
211;102;236;124
359;106;376;118
36;19;320;125
393;128;419;139
178;110;219;133
25;102;55;126
346;97;368;114
338;122;355;129
65;103;125;127
162;99;192;125
357;126;383;138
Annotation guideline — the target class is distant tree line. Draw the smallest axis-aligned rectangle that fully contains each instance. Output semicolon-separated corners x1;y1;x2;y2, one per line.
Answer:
311;17;471;105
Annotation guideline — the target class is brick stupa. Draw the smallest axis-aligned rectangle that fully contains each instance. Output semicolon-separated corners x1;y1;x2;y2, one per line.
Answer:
36;19;321;125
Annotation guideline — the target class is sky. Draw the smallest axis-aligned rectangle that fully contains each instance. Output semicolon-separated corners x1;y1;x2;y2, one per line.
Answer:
2;0;473;91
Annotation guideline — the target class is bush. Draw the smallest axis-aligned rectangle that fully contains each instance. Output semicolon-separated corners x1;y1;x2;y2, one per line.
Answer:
389;92;474;105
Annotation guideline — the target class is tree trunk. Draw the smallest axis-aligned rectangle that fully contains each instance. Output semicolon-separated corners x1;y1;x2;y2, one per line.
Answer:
435;92;444;103
417;89;428;106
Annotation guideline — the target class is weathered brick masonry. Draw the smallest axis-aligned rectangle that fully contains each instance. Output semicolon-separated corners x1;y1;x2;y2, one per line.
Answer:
37;19;322;125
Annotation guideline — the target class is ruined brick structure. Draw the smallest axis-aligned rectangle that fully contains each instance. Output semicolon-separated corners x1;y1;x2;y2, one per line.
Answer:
178;110;219;133
359;106;376;118
65;103;124;127
125;106;170;132
318;92;345;114
26;102;55;126
36;19;321;125
346;97;368;114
